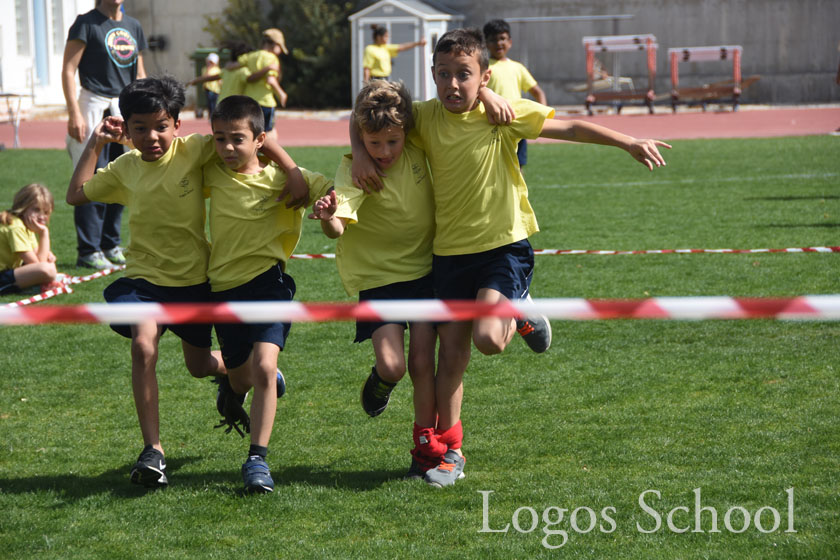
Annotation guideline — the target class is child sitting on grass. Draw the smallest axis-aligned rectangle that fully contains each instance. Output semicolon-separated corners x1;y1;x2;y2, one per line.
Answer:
0;183;59;295
310;80;444;478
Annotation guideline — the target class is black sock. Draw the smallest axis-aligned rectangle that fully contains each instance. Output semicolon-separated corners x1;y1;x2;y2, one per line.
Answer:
249;445;268;459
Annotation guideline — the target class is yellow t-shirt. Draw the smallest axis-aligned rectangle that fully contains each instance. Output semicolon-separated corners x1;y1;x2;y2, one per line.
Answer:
332;138;434;296
218;66;249;102
487;58;538;100
412;98;554;256
83;134;216;286
362;44;400;78
238;50;280;107
0;216;37;270
203;65;221;94
205;161;332;292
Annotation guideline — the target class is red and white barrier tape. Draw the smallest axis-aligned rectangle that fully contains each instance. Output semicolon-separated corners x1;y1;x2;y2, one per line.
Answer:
3;266;124;308
1;296;838;325
287;247;840;260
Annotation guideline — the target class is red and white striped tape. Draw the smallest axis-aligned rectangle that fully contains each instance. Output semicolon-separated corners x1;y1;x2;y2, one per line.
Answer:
1;295;838;325
288;247;840;260
3;266;124;308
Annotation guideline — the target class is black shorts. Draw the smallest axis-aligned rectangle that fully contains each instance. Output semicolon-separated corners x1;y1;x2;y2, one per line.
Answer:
212;264;295;369
103;277;213;347
355;273;434;343
0;269;20;295
433;239;534;302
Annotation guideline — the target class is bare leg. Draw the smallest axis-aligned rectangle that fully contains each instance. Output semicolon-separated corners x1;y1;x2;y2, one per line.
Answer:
472;288;517;356
130;321;165;453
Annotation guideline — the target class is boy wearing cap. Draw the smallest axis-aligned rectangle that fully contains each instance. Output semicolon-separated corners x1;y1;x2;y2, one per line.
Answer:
239;28;289;135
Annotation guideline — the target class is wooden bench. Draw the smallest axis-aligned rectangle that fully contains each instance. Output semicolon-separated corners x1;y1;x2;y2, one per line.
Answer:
668;45;759;112
582;34;658;115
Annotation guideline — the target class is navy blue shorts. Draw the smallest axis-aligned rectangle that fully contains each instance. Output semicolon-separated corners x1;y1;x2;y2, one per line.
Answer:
433;239;534;302
103;277;213;347
261;106;275;132
212;264;295;369
517;139;528;167
355;273;434;343
0;269;20;295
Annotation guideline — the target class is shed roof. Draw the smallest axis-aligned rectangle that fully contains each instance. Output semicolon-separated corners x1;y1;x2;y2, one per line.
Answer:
349;0;462;21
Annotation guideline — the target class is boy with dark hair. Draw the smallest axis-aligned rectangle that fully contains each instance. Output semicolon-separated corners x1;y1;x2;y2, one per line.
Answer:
482;18;547;170
352;28;670;487
206;95;332;493
67;77;308;489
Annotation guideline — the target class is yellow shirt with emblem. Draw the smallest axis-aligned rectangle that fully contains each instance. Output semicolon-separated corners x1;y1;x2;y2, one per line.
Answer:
238;50;280;107
412;98;554;256
218;66;250;102
332;137;434;296
83;134;216;286
362;44;400;78
205;161;332;292
0;216;38;270
487;58;538;100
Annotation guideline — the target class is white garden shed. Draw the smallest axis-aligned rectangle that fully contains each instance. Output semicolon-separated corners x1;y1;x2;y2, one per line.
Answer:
348;0;463;103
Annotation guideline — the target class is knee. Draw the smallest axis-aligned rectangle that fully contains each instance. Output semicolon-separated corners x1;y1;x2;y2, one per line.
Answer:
376;357;406;383
131;337;157;368
42;262;57;282
473;331;506;356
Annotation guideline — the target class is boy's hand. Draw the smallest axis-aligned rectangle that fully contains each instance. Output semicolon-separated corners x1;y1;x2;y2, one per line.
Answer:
277;167;310;209
308;191;338;220
628;139;671;170
480;87;515;125
351;155;386;193
92;116;126;148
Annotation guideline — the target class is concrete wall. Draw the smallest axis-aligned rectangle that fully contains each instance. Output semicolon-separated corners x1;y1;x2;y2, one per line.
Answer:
435;0;840;106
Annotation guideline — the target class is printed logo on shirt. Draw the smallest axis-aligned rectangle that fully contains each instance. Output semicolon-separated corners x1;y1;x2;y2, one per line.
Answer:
489;126;501;146
178;177;194;198
253;195;271;215
411;163;427;184
105;27;139;68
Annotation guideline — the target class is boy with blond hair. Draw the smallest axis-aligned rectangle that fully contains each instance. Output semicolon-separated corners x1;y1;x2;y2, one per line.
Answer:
352;28;670;487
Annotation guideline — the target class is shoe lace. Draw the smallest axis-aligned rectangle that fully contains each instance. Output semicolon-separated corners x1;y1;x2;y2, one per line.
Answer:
517;321;535;336
436;460;455;472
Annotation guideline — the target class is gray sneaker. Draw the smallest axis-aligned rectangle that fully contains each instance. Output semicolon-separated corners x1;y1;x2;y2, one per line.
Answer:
424;450;465;488
103;246;126;265
76;251;111;270
516;294;552;353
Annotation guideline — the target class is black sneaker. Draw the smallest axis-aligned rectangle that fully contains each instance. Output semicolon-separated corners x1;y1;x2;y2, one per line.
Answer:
516;294;552;353
360;367;396;417
276;369;286;399
214;376;250;437
242;455;274;493
129;445;168;488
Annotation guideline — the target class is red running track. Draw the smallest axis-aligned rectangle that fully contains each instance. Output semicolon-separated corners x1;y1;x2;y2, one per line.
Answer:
2;106;839;149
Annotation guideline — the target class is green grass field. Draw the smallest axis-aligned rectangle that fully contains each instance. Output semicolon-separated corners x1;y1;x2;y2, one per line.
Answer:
0;136;838;559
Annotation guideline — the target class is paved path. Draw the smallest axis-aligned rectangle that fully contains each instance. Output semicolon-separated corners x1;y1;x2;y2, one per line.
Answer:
2;106;838;149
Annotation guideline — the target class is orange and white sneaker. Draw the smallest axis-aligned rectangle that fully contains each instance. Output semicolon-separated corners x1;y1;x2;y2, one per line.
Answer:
424;450;466;488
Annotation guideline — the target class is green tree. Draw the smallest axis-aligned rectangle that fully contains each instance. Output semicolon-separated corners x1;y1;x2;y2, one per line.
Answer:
204;0;360;108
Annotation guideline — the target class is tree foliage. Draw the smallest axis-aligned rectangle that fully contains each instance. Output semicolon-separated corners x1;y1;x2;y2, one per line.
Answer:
204;0;361;108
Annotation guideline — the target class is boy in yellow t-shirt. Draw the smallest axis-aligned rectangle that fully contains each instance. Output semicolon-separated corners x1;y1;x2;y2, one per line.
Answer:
238;28;289;135
310;80;444;478
67;77;308;490
362;24;427;81
205;95;332;494
352;28;671;487
483;19;547;170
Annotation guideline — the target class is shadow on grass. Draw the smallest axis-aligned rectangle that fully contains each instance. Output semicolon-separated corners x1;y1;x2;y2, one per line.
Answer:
758;223;840;228
0;456;408;500
745;195;840;201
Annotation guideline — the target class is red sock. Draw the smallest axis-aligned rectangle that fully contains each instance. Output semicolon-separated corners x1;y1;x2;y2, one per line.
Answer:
413;423;448;458
435;420;463;450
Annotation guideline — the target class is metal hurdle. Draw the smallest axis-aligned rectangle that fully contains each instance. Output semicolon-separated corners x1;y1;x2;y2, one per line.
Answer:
668;45;759;112
582;34;658;115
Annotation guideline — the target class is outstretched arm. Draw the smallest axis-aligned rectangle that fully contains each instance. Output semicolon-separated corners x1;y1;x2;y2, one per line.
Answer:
396;38;427;53
540;119;671;170
308;191;347;238
67;117;124;205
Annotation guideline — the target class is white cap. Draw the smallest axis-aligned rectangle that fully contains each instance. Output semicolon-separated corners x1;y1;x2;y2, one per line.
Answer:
206;52;220;64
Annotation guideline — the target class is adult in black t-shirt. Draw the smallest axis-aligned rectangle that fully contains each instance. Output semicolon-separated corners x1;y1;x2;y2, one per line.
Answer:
61;0;146;269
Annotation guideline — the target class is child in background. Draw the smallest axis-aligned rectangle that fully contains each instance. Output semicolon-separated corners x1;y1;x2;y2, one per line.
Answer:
352;28;670;487
310;80;444;478
188;43;252;105
239;29;290;136
483;19;547;170
200;52;221;117
66;77;308;489
206;95;332;493
0;183;58;295
363;25;427;82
